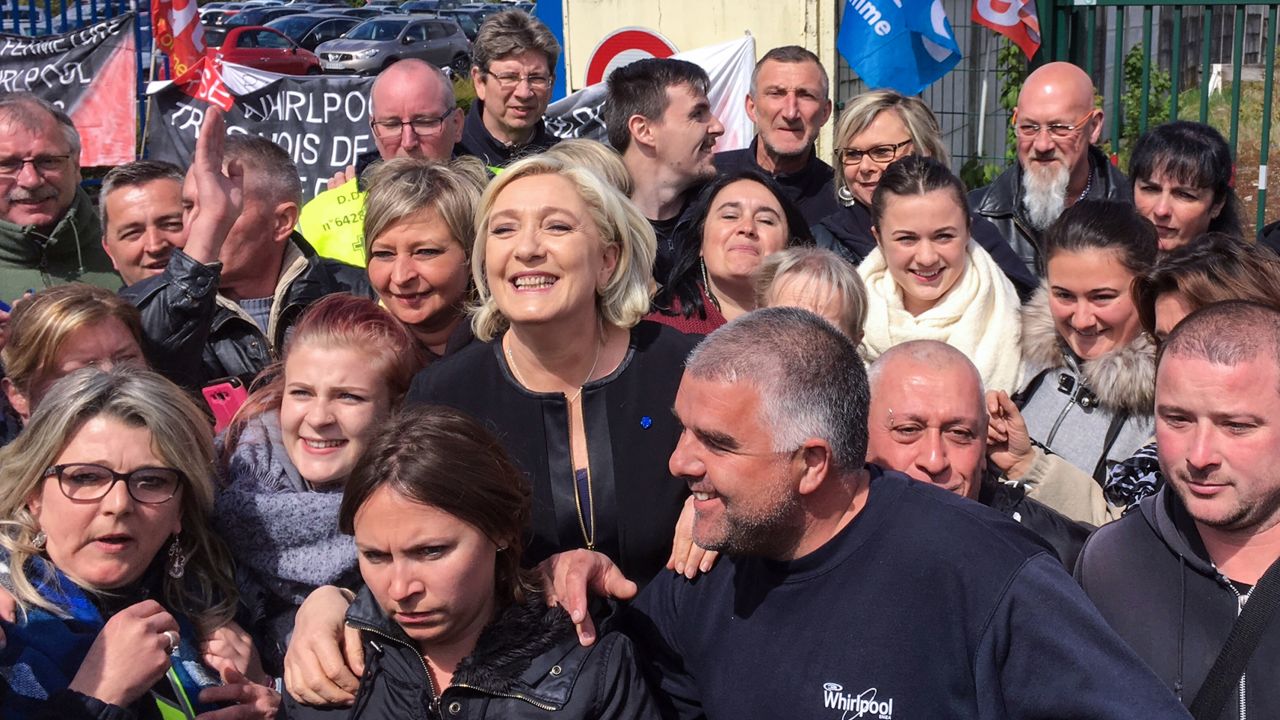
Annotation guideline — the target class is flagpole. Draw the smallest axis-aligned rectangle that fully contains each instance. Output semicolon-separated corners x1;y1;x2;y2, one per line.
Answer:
976;27;990;158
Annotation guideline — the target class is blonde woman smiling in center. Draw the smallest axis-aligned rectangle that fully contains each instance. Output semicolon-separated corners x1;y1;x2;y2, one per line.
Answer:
858;156;1023;393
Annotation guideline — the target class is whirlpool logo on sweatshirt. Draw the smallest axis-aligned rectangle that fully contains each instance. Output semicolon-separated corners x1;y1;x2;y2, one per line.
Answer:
822;682;894;719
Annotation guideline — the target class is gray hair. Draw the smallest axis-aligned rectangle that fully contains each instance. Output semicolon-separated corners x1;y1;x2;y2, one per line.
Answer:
98;160;185;232
472;10;560;75
224;134;302;207
369;59;455;118
0;93;81;160
755;247;868;342
542;139;634;196
832;90;948;202
752;45;829;100
685;307;868;471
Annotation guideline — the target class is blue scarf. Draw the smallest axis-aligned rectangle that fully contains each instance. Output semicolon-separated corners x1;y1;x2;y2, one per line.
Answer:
0;556;220;719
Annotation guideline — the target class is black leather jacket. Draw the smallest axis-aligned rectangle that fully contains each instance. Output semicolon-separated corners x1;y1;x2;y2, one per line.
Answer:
287;590;660;720
979;471;1092;570
969;146;1132;275
120;234;371;390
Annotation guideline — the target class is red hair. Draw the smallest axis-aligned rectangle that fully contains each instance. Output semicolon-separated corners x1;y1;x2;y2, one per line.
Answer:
220;294;424;469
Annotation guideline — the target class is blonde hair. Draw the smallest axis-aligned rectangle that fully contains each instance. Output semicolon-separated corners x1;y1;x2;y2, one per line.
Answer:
542;139;634;196
470;154;656;342
832;90;949;202
362;156;488;261
755;247;869;342
1;284;143;399
0;367;237;634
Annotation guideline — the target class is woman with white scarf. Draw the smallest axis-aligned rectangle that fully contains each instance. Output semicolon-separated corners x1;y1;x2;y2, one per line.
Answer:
858;156;1023;393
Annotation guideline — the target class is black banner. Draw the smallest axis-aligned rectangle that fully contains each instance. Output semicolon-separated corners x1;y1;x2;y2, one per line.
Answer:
145;67;375;201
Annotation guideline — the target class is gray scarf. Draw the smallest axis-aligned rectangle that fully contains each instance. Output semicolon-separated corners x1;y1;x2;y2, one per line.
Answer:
214;412;360;672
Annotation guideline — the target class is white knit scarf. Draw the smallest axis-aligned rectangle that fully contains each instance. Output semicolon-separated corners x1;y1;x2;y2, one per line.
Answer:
858;239;1025;393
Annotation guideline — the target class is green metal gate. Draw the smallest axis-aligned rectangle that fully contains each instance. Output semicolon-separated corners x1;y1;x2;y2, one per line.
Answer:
1038;0;1279;232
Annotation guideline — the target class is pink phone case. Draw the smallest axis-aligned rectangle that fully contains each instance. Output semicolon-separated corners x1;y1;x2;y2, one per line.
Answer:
202;378;248;434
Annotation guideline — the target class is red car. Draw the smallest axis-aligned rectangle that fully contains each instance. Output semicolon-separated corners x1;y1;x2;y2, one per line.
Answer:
216;26;321;75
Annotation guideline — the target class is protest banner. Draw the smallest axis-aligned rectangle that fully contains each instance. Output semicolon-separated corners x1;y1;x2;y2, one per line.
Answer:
544;34;755;152
0;14;137;165
145;63;375;202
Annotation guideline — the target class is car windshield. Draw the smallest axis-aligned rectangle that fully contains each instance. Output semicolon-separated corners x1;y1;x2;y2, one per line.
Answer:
345;18;405;40
225;10;264;26
267;15;316;37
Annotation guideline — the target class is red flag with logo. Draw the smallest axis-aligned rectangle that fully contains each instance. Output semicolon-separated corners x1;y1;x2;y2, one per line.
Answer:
151;0;206;79
176;55;234;111
972;0;1041;59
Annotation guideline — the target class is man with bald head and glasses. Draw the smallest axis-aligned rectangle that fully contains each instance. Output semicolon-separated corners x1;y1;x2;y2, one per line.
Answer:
970;61;1132;275
0;93;118;297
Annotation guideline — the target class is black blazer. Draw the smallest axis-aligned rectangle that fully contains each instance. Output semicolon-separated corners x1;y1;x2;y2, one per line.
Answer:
407;321;698;585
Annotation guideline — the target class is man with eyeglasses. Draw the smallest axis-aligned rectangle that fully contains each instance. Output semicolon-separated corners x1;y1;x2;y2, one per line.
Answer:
307;59;462;266
461;9;560;170
0;93;118;298
971;62;1132;275
713;46;838;226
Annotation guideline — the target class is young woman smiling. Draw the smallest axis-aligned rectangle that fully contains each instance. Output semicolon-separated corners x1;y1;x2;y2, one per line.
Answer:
857;156;1024;393
215;293;420;674
1013;199;1158;483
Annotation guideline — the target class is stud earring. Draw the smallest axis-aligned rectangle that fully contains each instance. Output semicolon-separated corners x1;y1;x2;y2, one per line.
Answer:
32;531;46;549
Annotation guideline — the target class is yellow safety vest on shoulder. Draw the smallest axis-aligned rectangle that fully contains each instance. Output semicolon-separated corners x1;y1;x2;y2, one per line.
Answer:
298;178;368;268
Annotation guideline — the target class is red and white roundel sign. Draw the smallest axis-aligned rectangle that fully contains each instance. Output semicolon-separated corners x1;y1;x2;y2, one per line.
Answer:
585;28;679;86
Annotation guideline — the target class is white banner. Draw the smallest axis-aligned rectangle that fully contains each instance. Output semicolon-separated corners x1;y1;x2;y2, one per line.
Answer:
544;34;756;153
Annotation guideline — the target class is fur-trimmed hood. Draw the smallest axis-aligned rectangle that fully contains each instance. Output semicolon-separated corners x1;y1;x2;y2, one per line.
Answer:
1021;284;1156;416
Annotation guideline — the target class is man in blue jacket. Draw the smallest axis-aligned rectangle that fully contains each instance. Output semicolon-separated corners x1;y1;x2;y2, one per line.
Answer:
1077;301;1280;720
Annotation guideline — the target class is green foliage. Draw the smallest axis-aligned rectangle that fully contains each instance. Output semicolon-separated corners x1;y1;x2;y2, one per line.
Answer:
1114;41;1171;167
967;40;1027;191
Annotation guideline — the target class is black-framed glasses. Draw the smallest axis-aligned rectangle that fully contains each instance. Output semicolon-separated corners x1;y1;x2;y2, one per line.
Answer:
1012;109;1097;139
371;108;457;138
0;154;71;177
483;69;552;91
44;463;183;504
838;139;913;166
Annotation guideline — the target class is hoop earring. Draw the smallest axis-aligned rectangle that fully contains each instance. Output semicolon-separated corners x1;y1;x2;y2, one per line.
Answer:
167;536;188;579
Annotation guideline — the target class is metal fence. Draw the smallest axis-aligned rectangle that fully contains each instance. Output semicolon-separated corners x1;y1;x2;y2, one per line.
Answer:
1041;0;1279;232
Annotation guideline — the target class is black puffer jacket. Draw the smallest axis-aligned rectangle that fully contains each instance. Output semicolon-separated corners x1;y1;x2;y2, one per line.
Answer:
969;146;1131;275
287;590;659;720
120;235;371;390
1076;486;1280;720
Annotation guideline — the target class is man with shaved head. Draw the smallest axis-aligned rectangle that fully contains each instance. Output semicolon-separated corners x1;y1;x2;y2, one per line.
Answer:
1078;301;1280;719
971;61;1131;274
867;340;1089;567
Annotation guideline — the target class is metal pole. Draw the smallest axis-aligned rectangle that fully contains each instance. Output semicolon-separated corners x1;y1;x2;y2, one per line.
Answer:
1199;6;1212;123
1111;6;1125;151
1228;5;1244;155
1170;7;1181;119
1256;5;1277;232
1140;4;1153;132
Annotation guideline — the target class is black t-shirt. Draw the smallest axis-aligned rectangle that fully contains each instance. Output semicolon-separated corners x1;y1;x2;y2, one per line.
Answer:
625;468;1192;719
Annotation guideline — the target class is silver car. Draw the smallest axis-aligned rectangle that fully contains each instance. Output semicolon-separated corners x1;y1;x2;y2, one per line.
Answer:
316;15;469;75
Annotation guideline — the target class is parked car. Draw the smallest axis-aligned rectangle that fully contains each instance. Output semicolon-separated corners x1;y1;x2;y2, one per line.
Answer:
224;5;309;28
316;16;469;74
216;25;322;74
399;0;439;9
266;13;361;51
437;8;481;40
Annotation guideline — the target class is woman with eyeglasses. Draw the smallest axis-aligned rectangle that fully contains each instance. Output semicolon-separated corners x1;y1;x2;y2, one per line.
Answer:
812;90;1037;299
0;367;278;720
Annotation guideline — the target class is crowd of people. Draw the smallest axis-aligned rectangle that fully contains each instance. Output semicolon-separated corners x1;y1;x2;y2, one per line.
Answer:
0;7;1277;719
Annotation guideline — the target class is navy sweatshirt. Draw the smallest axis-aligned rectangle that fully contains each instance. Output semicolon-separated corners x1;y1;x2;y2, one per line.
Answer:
627;468;1190;719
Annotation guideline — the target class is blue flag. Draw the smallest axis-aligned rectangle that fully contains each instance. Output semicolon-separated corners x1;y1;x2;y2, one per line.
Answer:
837;0;962;96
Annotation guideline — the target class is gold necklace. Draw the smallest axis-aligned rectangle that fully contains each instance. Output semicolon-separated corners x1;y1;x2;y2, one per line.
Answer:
504;335;603;549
